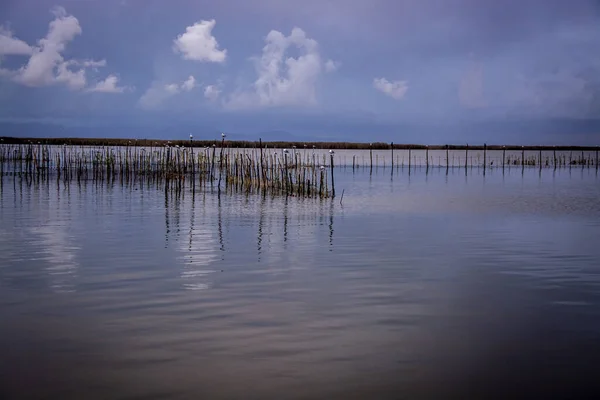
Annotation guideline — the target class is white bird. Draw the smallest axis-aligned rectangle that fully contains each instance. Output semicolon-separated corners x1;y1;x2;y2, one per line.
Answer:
221;133;226;138
283;148;289;154
190;134;193;139
329;149;335;154
320;165;326;170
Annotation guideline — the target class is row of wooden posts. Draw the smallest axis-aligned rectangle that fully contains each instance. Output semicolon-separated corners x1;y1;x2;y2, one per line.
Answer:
1;141;598;196
0;141;337;198
360;143;599;173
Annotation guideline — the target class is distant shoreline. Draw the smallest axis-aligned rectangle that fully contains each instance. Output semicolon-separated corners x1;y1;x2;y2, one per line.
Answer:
0;136;598;151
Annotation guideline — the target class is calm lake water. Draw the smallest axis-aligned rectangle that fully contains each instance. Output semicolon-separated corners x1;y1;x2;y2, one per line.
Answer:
1;163;600;399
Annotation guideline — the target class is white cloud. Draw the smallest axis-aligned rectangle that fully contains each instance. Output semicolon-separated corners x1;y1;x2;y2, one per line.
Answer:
0;7;126;92
325;59;340;72
164;83;180;94
14;7;83;88
173;19;227;63
87;74;129;93
55;61;86;90
76;59;107;68
181;75;196;91
204;84;221;101
138;75;198;109
139;84;174;109
0;26;33;56
373;77;408;99
226;27;329;109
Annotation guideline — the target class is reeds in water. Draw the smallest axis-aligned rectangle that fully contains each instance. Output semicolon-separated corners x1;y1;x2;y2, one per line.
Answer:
0;143;334;198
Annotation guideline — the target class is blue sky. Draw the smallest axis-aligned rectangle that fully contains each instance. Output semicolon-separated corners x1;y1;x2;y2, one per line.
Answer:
1;0;600;143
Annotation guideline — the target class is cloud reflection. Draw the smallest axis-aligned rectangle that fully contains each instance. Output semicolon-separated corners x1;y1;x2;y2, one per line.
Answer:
30;224;79;293
172;191;220;291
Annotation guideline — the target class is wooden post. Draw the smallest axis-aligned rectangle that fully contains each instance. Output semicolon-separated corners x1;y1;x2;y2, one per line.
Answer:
553;146;557;170
465;144;468;171
569;151;572;167
408;148;411;172
426;145;429;170
502;146;506;171
330;152;335;198
445;145;449;172
521;146;525;166
211;145;216;182
596;147;598;171
483;143;487;173
391;142;394;169
259;138;265;189
369;144;373;174
284;153;289;194
217;136;226;194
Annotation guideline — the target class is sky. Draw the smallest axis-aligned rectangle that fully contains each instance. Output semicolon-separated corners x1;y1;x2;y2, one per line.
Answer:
1;0;600;143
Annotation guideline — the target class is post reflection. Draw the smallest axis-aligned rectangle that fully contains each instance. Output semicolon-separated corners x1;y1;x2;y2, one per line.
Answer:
164;188;170;248
329;198;335;250
257;193;267;262
217;193;224;253
162;185;341;288
283;194;289;243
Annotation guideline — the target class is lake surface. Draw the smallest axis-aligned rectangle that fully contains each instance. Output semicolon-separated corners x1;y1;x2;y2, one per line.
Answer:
1;163;600;399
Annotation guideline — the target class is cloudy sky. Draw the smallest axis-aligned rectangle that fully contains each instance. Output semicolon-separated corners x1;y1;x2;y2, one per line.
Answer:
1;0;600;142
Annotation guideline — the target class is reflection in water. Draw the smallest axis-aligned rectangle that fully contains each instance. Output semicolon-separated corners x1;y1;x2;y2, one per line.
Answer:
173;189;182;242
1;168;600;399
329;199;334;249
283;194;289;243
164;188;170;248
31;225;79;293
162;188;339;284
177;195;219;291
0;177;82;293
257;194;266;262
217;193;224;253
33;180;79;293
189;190;195;255
165;189;221;291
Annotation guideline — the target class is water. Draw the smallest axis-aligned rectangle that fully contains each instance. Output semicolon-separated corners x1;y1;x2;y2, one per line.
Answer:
1;163;600;399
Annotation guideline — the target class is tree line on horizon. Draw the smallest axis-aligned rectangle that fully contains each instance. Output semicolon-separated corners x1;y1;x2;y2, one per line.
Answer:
0;136;597;151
